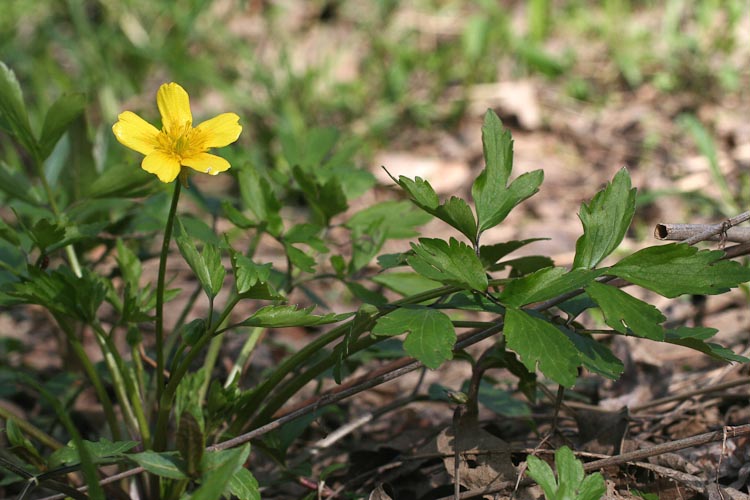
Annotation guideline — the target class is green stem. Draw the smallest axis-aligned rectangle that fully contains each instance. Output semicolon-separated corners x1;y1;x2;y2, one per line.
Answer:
225;327;264;388
33;154;82;277
53;314;121;440
154;181;182;422
152;293;240;451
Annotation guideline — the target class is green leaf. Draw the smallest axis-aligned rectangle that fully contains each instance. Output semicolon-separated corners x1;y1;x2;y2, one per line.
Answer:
372;306;456;369
564;329;624;380
84;162;154;199
472;110;543;233
573;168;636;269
0;61;37;155
499;267;602;308
346;201;431;239
504;309;579;387
578;472;607;500
116;239;142;288
0;162;40;204
49;439;138;468
292;166;348;225
238;305;351;328
525;454;557;499
387;171;477;243
237;165;283;235
128;451;187;480
491;255;555;275
555;446;584;490
228;467;260;500
177;410;205;478
28;218;66;252
371;272;443;297
38;93;86;160
407;237;488;291
585;281;665;340
193;445;251;500
350;219;387;273
666;327;749;363
479;238;547;267
284;243;316;273
175;218;225;299
231;253;272;294
610;243;750;297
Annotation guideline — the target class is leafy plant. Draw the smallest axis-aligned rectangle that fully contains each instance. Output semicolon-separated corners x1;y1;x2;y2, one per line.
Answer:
0;56;748;499
526;446;606;500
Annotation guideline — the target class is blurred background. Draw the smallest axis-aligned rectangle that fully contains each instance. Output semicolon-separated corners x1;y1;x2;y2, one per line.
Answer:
2;0;749;250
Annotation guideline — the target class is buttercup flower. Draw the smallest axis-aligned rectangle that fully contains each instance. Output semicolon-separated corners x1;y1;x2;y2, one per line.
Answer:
112;82;242;183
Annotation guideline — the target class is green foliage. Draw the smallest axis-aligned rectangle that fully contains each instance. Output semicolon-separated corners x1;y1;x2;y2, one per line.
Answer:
1;33;749;497
526;446;606;500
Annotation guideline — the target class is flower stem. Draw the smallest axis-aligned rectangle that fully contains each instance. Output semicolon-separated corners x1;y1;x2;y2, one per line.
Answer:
154;181;182;424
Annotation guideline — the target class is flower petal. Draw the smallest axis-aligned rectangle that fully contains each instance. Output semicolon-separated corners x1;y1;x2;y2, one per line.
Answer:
112;111;160;155
142;150;182;183
182;152;231;176
194;113;242;149
157;82;192;133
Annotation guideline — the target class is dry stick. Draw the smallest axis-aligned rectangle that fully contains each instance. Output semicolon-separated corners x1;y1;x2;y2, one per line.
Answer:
631;375;750;413
41;211;750;499
655;223;750;243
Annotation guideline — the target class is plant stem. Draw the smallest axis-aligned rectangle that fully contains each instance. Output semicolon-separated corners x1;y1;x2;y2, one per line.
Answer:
153;181;182;425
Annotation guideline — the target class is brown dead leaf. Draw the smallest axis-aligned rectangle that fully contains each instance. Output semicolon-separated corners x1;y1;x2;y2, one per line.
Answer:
575;406;629;455
435;412;516;491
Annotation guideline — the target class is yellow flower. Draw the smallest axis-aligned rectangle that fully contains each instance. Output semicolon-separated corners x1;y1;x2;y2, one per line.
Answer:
112;82;242;183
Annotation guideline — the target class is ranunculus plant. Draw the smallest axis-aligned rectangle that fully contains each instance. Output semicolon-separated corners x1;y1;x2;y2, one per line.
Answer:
0;61;748;499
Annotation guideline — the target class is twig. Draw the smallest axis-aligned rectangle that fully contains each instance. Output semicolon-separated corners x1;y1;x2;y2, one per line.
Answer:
656;211;750;246
655;223;750;243
631;376;750;412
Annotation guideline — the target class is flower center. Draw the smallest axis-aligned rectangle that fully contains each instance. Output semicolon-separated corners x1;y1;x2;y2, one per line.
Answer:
158;121;196;159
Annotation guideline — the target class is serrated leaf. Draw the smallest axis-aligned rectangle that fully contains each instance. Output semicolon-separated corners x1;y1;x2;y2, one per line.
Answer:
238;305;351;328
193;445;251;500
29;218;66;252
39;93;86;160
350;218;387;272
222;201;256;229
346;200;431;239
0;61;37;155
585;281;665;340
231;253;272;294
372;306;456;369
504;309;579;387
499;267;602;308
573;168;636;269
407;237;488;291
611;243;750;297
391;174;439;210
292;166;348;224
128;451;187;480
472;111;543;233
371;272;443;297
563;328;624;380
228;467;260;500
116;239;142;288
284;243;316;273
177;410;204;478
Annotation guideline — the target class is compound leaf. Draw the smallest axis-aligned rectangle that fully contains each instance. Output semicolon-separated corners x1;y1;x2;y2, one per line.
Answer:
610;243;750;297
407;237;488;291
